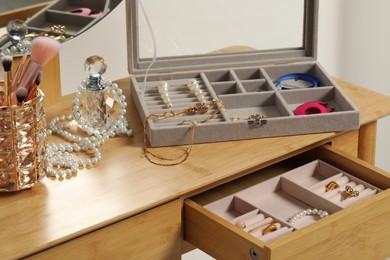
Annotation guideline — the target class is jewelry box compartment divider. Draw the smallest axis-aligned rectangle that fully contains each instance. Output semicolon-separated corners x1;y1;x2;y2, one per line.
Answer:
26;0;110;37
203;159;381;243
130;62;360;147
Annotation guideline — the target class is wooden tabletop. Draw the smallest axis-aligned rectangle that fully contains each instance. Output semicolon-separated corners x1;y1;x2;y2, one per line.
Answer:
0;78;389;259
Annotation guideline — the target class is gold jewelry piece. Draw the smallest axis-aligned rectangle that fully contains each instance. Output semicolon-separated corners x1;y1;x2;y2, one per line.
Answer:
50;25;66;34
142;99;225;166
25;24;68;42
247;114;267;120
342;185;359;200
325;181;340;192
262;223;278;235
230;117;240;121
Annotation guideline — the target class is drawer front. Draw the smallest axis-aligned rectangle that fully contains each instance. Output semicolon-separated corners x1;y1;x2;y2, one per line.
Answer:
26;200;182;260
184;145;390;260
184;200;267;260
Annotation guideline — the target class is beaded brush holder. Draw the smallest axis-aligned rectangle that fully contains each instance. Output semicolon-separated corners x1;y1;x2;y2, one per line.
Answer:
0;90;46;192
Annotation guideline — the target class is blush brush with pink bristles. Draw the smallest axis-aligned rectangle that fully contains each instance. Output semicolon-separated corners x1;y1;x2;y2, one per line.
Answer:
16;36;61;103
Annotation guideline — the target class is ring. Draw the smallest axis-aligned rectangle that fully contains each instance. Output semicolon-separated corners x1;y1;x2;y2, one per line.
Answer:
70;7;92;15
262;223;278;235
342;185;359;200
325;181;340;192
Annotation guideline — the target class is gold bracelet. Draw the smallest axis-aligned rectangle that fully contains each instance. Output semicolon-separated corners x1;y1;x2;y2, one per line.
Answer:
142;99;225;166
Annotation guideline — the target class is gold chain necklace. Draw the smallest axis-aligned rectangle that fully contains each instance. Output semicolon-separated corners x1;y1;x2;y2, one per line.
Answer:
142;99;225;166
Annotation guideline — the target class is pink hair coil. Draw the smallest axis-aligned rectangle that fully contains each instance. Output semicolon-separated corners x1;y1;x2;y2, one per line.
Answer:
89;10;103;17
294;101;333;116
70;8;92;15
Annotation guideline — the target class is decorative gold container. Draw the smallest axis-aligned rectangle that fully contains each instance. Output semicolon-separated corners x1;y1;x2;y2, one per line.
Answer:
0;90;46;192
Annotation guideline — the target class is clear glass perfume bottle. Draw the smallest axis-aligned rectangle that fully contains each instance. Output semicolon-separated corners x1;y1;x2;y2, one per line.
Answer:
77;55;108;131
73;55;127;136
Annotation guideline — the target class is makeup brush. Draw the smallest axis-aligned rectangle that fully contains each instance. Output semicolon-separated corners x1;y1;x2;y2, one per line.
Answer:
11;53;27;91
1;55;13;106
26;71;42;101
16;36;61;103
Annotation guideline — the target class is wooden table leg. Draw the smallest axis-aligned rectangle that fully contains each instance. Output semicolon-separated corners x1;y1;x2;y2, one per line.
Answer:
358;121;377;165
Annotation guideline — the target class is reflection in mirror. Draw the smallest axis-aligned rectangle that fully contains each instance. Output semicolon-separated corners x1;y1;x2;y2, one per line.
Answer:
0;0;122;56
138;0;304;60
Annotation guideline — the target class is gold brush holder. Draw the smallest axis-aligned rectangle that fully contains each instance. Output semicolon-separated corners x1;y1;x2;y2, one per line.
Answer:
0;90;46;192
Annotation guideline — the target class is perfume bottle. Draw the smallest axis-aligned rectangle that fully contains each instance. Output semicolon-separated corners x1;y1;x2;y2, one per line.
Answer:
77;55;107;131
74;55;125;135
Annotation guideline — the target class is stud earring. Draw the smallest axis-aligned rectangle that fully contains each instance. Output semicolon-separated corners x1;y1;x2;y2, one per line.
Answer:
187;79;206;104
158;81;172;108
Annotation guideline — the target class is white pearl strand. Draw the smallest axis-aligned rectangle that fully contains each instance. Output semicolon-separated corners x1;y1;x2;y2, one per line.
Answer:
287;208;329;225
187;79;206;104
45;80;132;178
158;81;172;108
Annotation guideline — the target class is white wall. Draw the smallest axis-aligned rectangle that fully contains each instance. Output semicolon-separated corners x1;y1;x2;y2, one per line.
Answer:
59;1;128;95
317;1;390;171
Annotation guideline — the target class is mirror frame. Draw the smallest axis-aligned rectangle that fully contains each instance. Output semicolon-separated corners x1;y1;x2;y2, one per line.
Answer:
127;0;318;75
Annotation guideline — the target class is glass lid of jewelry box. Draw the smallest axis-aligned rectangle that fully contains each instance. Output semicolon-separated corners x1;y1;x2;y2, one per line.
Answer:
127;0;318;74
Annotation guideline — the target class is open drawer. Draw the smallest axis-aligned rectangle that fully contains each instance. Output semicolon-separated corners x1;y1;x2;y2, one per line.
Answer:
183;145;390;259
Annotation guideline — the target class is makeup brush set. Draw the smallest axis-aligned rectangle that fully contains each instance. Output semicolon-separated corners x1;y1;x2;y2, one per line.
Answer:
1;36;61;106
0;36;61;192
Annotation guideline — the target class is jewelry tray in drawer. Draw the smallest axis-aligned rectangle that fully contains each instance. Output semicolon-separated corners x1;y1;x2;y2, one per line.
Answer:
203;158;380;243
184;146;390;259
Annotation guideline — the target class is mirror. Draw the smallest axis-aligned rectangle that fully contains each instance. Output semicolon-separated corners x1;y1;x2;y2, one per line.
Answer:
0;0;122;55
138;0;305;60
129;0;316;74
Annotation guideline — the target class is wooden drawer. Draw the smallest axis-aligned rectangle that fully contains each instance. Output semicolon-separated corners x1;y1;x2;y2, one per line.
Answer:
26;200;182;259
184;145;390;260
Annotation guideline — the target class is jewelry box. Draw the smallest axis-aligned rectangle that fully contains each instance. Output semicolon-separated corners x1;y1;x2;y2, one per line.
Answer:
126;0;360;147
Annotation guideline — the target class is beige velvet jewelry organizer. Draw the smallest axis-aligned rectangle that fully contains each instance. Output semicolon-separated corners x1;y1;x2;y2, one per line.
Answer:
204;160;380;243
126;0;360;147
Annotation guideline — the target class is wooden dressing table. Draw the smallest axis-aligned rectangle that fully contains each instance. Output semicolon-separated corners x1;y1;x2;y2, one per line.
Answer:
0;78;389;259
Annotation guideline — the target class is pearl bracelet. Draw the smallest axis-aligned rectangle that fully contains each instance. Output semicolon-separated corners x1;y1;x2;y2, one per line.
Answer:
287;208;329;225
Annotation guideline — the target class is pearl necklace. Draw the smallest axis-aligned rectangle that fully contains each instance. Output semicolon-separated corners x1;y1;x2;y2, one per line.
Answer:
287;208;329;225
45;81;133;178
